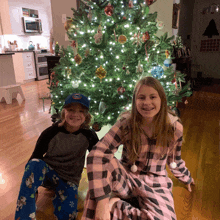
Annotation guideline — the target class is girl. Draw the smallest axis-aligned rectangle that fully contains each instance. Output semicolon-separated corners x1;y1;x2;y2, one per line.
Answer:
15;93;99;220
82;77;194;220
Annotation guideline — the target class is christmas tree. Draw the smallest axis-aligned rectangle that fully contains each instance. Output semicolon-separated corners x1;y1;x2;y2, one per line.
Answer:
49;0;192;130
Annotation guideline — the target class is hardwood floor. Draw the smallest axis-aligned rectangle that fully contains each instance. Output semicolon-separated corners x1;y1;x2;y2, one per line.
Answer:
0;79;219;220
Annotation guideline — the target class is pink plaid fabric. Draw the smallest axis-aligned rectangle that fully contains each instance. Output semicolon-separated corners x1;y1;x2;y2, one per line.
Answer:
82;114;193;220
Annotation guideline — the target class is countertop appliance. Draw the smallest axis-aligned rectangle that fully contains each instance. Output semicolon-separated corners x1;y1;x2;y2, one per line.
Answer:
22;17;42;33
34;50;52;80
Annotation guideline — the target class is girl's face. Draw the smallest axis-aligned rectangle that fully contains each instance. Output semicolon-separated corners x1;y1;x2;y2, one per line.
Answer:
64;103;86;130
136;85;161;122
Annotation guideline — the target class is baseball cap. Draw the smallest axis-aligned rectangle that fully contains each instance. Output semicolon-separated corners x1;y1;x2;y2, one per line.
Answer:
63;93;90;109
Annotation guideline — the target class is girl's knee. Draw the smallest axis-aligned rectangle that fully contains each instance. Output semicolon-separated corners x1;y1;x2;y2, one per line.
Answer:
109;197;121;212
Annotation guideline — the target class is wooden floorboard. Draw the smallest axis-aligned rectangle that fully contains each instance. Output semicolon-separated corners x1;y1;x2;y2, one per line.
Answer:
0;79;219;220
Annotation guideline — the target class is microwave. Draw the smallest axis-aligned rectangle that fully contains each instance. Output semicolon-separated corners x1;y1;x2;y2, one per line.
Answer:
22;17;42;33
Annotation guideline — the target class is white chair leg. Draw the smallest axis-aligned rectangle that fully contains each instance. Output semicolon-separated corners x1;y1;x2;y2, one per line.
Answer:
4;91;12;104
17;87;25;100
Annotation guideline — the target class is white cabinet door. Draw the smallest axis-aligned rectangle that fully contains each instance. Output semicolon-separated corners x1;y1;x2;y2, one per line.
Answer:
26;68;36;80
13;53;25;83
9;7;23;35
22;52;36;80
13;52;36;83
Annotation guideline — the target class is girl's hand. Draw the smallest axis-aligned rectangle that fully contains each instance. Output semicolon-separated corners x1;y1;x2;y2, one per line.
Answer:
187;179;195;192
95;198;111;220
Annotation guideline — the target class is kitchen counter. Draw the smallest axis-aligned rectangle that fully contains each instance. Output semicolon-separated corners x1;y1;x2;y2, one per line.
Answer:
5;50;35;53
0;53;15;56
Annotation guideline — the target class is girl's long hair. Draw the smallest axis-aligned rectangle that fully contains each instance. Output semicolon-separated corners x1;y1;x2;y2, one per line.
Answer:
58;104;92;129
121;77;177;163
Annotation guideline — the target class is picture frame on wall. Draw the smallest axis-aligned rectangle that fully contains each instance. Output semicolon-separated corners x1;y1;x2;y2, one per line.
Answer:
22;8;38;18
22;8;29;17
172;3;181;29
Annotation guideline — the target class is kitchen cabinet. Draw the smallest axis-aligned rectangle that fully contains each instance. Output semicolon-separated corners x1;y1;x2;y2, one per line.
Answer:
13;52;36;83
0;1;23;35
9;6;23;35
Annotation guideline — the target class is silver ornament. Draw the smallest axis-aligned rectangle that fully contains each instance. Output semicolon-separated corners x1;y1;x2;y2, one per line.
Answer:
99;101;107;114
71;81;79;88
173;88;181;96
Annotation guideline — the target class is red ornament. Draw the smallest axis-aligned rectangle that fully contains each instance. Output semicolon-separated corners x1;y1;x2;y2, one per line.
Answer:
92;122;101;132
171;78;176;84
71;40;76;47
123;16;127;20
172;72;177;84
129;0;134;8
122;66;126;70
50;71;55;80
142;31;150;42
145;0;157;6
104;3;114;16
117;86;125;95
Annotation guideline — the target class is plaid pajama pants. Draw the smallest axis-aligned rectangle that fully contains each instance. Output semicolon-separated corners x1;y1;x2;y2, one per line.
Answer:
82;157;176;220
15;159;78;220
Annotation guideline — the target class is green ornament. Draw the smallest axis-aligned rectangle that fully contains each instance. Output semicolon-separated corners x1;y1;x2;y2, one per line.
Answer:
145;6;150;15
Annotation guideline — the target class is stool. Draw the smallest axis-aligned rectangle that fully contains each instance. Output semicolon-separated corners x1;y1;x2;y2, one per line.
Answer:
0;84;25;104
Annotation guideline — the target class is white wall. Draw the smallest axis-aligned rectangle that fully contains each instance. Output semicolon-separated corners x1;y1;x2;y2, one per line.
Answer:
191;0;220;79
150;0;174;38
50;0;77;48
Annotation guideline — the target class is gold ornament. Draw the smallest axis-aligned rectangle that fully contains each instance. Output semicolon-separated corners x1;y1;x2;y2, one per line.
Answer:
71;40;78;55
118;35;127;44
85;48;90;57
74;54;82;65
156;20;164;30
64;19;74;31
142;31;150;42
165;50;170;58
95;65;107;82
136;61;144;73
94;25;103;44
132;32;142;46
66;67;72;78
104;3;114;16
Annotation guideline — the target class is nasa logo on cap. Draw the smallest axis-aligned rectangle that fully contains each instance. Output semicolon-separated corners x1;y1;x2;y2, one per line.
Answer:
72;93;82;100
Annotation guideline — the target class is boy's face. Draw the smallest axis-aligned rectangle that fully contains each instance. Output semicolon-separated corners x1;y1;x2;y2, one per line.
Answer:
64;103;86;129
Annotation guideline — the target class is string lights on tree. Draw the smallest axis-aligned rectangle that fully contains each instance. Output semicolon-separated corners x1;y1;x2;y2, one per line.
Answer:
49;0;192;130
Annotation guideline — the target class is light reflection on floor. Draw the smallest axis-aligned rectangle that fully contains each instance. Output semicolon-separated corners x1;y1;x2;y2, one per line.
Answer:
0;173;5;184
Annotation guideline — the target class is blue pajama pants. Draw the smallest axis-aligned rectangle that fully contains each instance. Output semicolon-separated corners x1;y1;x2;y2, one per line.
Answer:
15;159;78;220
